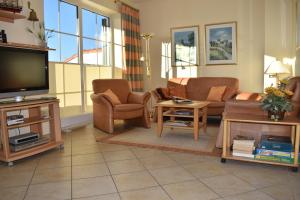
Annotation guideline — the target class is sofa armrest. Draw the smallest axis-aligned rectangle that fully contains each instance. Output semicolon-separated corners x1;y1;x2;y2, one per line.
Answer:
235;92;262;101
127;92;151;105
151;90;162;102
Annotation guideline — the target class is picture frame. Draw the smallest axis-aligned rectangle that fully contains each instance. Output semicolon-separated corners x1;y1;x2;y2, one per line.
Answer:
171;25;199;67
205;22;237;65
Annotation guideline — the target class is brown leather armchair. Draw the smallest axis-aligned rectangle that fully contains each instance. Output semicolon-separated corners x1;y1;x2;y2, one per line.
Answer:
90;79;151;133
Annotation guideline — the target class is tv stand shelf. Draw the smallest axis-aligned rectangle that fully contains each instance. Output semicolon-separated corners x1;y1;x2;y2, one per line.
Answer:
0;99;63;165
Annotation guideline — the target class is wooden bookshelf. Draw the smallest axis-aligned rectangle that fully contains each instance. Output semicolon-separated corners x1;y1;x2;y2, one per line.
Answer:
221;113;300;171
0;99;63;166
0;9;25;23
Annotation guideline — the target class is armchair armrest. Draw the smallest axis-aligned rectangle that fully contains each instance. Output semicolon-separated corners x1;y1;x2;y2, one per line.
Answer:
127;92;151;105
90;93;114;107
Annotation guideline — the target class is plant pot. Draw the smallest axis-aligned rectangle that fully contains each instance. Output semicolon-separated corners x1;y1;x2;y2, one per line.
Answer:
268;110;285;121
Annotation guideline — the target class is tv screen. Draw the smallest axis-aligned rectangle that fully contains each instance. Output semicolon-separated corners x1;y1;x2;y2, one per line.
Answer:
0;46;49;100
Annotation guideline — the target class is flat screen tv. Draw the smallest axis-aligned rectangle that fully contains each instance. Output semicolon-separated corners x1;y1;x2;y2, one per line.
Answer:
0;46;49;101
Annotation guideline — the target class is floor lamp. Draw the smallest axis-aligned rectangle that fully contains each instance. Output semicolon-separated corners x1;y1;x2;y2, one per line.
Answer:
140;33;154;118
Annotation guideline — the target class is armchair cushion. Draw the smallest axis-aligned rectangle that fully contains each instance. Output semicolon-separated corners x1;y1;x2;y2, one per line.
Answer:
128;92;151;104
115;104;144;112
207;86;226;102
102;89;121;105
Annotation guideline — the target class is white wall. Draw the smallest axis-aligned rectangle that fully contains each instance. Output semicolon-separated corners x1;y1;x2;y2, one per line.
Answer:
0;0;44;45
136;0;297;92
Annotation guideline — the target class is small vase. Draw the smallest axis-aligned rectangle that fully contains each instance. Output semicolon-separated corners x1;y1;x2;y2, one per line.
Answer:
268;110;285;121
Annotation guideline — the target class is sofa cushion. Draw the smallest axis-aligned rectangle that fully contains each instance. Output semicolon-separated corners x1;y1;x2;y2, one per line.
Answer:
223;87;237;101
114;104;144;112
103;89;121;105
207;86;226;102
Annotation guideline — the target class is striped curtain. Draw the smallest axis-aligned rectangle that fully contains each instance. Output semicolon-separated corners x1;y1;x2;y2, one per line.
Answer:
121;3;144;92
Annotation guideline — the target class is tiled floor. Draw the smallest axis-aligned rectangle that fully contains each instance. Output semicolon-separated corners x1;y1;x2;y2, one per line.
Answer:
0;124;300;200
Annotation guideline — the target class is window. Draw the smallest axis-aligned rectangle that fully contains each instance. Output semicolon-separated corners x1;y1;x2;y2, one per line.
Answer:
44;0;120;112
161;42;197;79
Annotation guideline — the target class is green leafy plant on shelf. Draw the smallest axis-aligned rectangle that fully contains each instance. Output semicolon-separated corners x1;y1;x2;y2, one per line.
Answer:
261;79;294;120
26;22;54;47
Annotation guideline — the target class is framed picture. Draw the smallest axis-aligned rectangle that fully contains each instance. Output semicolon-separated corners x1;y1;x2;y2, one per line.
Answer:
205;22;237;65
171;25;199;67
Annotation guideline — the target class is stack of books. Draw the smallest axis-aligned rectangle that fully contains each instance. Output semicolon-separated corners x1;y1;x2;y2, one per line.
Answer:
164;120;192;127
232;135;255;158
255;135;298;164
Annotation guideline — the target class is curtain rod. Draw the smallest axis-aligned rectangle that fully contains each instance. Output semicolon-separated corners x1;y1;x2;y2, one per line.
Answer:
114;0;139;12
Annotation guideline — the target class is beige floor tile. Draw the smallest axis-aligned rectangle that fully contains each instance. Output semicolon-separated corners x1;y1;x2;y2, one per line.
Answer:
163;180;219;200
72;163;110;179
140;154;178;170
113;171;158;192
232;166;288;188
77;193;120;200
72;153;105;166
0;170;34;188
103;150;136;162
0;186;27;200
98;143;129;152
72;144;103;155
25;181;71;200
261;184;298;200
41;147;71;158
107;159;145;174
72;176;117;198
222;190;275;200
0;159;38;173
120;186;171;200
131;148;165;158
37;156;71;169
182;161;228;179
149;166;195;185
165;152;207;165
201;174;255;197
32;166;71;184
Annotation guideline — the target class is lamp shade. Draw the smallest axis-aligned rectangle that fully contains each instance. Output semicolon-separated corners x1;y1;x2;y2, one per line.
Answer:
264;61;290;74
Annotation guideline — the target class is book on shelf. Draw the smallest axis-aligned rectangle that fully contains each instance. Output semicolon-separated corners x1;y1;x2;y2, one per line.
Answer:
164;120;192;127
260;135;292;152
232;135;255;158
173;110;193;116
254;155;296;164
232;151;254;158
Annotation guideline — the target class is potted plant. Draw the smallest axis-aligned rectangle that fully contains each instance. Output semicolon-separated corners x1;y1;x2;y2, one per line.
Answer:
261;80;294;121
26;22;54;47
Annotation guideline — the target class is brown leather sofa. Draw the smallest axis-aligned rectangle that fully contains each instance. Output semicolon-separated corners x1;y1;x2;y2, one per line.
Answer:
152;77;239;120
215;76;300;148
90;79;151;133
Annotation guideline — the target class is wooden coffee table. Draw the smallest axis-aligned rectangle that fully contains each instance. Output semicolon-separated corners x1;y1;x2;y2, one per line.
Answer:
156;100;209;141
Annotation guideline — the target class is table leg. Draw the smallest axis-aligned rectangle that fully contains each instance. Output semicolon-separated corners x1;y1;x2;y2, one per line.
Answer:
291;126;295;146
222;119;228;158
157;106;163;137
293;125;300;166
193;107;199;141
202;106;208;133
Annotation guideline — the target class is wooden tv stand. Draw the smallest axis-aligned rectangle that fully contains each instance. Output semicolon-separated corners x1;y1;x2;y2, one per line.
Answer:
0;99;63;166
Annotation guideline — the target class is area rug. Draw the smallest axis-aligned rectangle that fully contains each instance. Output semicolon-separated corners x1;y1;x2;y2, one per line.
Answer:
97;123;221;156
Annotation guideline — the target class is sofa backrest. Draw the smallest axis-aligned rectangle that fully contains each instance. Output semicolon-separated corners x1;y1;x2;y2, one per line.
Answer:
286;76;300;103
167;77;239;100
92;79;130;103
186;77;239;100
